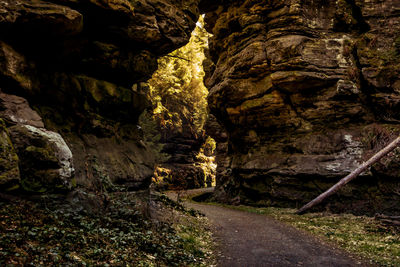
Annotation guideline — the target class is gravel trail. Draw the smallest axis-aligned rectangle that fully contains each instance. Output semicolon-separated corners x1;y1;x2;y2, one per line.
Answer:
169;189;370;267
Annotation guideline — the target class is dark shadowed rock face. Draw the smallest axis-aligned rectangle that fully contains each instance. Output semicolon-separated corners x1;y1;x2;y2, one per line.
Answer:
0;0;200;192
202;0;400;215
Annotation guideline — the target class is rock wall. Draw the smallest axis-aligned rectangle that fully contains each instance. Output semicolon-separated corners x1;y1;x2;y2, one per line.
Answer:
0;0;199;193
202;0;400;214
159;135;209;189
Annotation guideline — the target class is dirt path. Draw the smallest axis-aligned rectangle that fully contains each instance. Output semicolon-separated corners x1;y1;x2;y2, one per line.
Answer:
168;189;368;267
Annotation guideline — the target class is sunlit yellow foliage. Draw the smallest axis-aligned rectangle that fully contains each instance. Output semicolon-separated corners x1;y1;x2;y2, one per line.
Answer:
148;16;210;138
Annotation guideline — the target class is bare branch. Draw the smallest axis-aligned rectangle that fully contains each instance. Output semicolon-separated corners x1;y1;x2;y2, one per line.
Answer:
297;136;400;215
164;55;191;62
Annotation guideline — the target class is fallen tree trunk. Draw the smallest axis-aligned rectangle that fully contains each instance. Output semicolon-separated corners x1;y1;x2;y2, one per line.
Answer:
296;135;400;215
375;214;400;220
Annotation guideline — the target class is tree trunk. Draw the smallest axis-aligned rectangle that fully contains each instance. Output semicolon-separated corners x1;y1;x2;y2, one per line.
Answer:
296;136;400;215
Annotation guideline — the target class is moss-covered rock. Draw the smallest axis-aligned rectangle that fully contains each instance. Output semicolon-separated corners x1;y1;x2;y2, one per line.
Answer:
0;119;20;191
9;124;74;193
76;75;150;122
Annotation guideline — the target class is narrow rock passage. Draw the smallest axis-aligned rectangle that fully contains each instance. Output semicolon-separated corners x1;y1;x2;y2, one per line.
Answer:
176;190;369;267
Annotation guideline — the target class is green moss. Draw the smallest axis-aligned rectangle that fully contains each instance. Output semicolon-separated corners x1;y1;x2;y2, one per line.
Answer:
87;80;105;103
117;86;132;103
20;177;47;193
335;0;358;28
70;177;77;188
78;76;133;106
357;34;400;67
240;93;276;110
0;170;20;191
380;49;398;64
5;184;20;191
25;146;58;163
177;225;207;258
89;156;120;192
0;119;20;190
98;81;117;99
33;106;74;132
394;35;400;52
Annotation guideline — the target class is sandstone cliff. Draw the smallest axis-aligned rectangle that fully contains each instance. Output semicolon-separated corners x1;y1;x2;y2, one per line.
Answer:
202;0;400;214
1;0;400;216
0;0;200;193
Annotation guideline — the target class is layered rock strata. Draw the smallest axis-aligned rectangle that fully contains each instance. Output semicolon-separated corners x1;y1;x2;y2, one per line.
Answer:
0;0;199;192
159;135;209;189
202;0;400;214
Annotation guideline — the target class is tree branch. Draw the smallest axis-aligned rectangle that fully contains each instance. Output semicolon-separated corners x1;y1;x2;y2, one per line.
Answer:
164;55;191;62
296;135;400;215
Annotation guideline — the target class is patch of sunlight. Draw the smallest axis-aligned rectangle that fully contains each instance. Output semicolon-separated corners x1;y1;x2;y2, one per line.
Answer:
196;136;217;187
148;15;210;137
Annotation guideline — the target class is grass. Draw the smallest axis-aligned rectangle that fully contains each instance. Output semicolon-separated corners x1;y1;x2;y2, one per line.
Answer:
206;203;400;266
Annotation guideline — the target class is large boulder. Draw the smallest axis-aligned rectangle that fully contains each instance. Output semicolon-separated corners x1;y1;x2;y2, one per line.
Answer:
0;90;74;192
9;124;74;192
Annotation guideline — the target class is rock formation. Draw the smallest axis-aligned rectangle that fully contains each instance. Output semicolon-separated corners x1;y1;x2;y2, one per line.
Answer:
1;0;399;215
0;0;200;193
202;0;400;214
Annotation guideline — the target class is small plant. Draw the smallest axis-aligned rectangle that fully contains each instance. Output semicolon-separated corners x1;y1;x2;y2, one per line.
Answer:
0;191;214;266
138;111;170;163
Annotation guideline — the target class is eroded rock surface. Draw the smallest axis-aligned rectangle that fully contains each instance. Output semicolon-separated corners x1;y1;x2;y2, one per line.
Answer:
202;0;400;214
0;0;200;193
9;124;74;192
0;119;19;191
